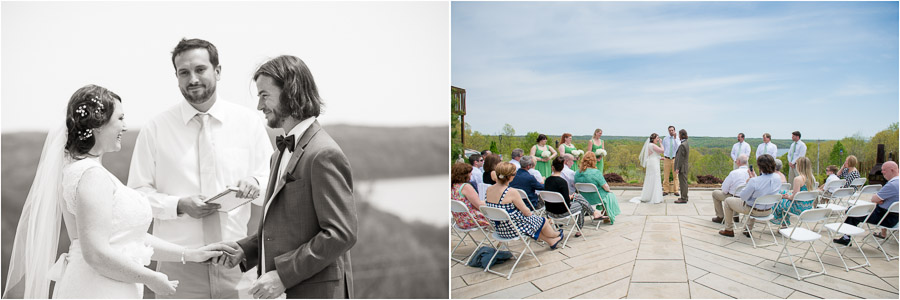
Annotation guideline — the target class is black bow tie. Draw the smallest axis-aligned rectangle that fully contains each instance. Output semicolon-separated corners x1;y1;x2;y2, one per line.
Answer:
276;135;295;152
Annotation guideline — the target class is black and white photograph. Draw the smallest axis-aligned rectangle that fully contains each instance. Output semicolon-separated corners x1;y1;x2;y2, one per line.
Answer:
1;1;448;299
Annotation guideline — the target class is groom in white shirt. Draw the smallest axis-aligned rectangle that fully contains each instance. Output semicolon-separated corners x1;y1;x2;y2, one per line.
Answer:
731;133;751;169
662;126;681;196
128;38;273;298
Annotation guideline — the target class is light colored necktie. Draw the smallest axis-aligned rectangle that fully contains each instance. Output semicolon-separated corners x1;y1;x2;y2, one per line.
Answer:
668;137;674;157
196;113;222;244
790;142;796;162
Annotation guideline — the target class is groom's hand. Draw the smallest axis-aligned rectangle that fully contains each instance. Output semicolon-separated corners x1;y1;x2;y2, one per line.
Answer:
249;271;286;299
177;195;221;218
214;241;245;269
235;177;261;199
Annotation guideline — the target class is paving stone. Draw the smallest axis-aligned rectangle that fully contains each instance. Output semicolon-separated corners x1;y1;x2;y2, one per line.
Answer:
688;280;733;299
631;259;687;282
476;283;542;299
527;262;634;299
452;277;467;289
693;273;780;298
770;274;859;299
574;276;631;299
644;223;681;232
647;216;680;223
535;250;636;290
626;282;690;299
637;243;685;260
686;264;708;281
667;202;700;216
683;251;791;297
633;203;667;216
452;262;571;299
461;250;568;284
786;291;819;299
641;231;682;244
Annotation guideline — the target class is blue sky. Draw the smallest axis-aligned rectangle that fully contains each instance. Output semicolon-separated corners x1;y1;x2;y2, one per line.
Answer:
452;1;899;140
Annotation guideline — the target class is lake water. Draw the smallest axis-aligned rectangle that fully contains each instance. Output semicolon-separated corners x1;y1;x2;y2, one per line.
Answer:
357;174;447;227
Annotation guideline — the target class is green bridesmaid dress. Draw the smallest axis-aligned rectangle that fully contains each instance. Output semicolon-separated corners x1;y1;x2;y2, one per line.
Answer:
534;146;552;178
564;144;578;170
591;140;604;174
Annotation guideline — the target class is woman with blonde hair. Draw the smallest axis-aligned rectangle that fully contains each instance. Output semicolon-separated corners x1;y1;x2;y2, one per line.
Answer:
837;155;861;189
575;154;621;224
587;129;606;173
485;162;564;249
558;133;579;171
771;156;817;226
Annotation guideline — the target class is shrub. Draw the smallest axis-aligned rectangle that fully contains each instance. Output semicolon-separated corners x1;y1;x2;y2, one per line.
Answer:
696;174;723;184
604;172;625;183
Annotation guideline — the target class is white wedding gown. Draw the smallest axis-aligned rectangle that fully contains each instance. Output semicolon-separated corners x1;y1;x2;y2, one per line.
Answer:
52;158;154;298
630;144;664;204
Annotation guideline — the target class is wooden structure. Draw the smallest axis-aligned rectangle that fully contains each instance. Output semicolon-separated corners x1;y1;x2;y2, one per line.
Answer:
451;86;466;146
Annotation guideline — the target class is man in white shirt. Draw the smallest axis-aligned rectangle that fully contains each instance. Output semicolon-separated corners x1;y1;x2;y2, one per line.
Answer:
731;133;751;169
719;154;781;237
510;148;524;169
128;38;273;298
756;133;777;159
525;156;545;184
560;154;577;193
712;155;750;224
787;131;807;183
662;126;681;196
468;154;484;187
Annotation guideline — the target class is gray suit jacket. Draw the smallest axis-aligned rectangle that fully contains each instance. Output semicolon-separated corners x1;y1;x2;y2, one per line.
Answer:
238;121;358;298
674;140;690;175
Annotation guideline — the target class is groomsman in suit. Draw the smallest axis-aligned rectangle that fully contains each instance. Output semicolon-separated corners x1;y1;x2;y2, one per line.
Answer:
128;38;272;298
756;133;778;159
731;133;751;169
674;129;691;204
662;126;681;196
219;55;358;298
787;131;807;184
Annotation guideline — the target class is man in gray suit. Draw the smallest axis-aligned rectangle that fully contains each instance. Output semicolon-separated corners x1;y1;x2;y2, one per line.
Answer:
674;129;691;204
218;55;358;298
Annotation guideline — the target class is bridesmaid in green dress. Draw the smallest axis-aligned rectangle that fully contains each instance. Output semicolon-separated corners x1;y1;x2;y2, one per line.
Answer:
574;153;621;224
588;128;605;174
558;133;579;171
530;134;557;178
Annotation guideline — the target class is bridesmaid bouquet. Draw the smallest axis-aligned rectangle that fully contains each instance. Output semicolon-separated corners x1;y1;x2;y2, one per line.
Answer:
541;151;550;158
571;149;584;158
595;149;607;158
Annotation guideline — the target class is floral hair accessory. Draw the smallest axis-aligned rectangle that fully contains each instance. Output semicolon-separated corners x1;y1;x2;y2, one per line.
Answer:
76;128;94;140
497;174;505;179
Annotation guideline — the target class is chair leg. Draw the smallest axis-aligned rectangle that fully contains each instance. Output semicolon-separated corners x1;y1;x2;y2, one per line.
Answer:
463;233;494;266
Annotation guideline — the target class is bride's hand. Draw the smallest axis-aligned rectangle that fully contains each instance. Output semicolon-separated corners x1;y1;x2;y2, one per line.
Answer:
185;244;229;263
146;272;178;296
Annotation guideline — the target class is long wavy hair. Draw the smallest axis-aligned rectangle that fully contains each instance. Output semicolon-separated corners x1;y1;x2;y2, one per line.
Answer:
797;157;816;191
579;152;597;173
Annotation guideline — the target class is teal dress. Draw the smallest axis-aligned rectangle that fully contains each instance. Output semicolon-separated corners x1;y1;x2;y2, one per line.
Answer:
575;168;621;224
534;145;552;178
770;185;811;226
563;144;578;170
591;140;604;174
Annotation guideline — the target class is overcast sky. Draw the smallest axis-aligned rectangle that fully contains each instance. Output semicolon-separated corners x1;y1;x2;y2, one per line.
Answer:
452;1;899;140
2;1;449;132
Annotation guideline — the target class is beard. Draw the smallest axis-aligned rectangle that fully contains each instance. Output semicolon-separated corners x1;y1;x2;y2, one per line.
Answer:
266;105;291;129
180;83;216;105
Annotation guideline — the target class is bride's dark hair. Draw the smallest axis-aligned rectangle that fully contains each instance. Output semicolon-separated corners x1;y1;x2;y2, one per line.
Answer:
65;84;121;158
649;133;659;142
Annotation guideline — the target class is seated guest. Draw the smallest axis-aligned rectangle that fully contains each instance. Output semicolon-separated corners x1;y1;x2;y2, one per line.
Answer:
560;154;577;194
482;154;502;185
719;154;781;237
575;153;621;224
451;163;490;229
468;154;484;192
486;162;564;249
712;154;750;224
544;157;605;236
774;158;788;183
835;161;899;245
838;155;861;189
525;156;545;184
818;165;841;194
510;148;524;169
771;157;817;227
509;155;545;209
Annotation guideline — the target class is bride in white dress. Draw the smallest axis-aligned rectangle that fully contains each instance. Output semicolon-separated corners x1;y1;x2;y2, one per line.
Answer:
4;85;227;299
630;134;665;204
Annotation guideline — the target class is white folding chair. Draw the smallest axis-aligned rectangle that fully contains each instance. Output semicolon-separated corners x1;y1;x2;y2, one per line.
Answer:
575;183;606;230
817;188;854;222
850;184;881;205
539;191;586;248
780;182;792;194
479;206;542;279
477;183;491;202
515;188;545;217
820;179;845;199
858;202;899;261
450;200;494;266
734;184;746;195
774;208;831;280
777;191;819;227
849;177;867;192
821;202;877;271
740;194;781;248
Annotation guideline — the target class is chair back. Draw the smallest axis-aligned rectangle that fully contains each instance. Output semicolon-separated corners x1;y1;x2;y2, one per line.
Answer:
513;188;536;210
845;202;877;218
478;183;491;202
538;191;566;204
793;191;819;202
752;194;781;207
575;183;598;193
734;184;746;195
823;180;845;194
798;207;832;223
830;187;855;199
780;183;792;193
858;184;882;196
850;177;867;189
890;201;900;214
480;206;512;222
450;200;470;213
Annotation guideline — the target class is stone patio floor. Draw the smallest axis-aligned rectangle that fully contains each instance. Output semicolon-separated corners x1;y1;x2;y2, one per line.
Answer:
451;189;900;299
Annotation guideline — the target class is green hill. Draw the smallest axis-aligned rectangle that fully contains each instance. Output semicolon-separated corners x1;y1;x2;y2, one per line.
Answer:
1;125;448;299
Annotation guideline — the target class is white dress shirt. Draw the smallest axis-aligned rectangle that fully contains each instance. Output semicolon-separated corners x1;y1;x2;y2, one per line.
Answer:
756;142;778;158
128;100;273;248
788;140;807;164
739;173;781;210
731;141;751;161
528;168;544;183
561;167;576;194
824;174;841;193
662;135;681;158
510;159;521;170
721;166;751;195
471;167;484;186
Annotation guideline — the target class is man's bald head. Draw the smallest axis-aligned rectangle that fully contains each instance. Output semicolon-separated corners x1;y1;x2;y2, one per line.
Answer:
882;161;899;180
